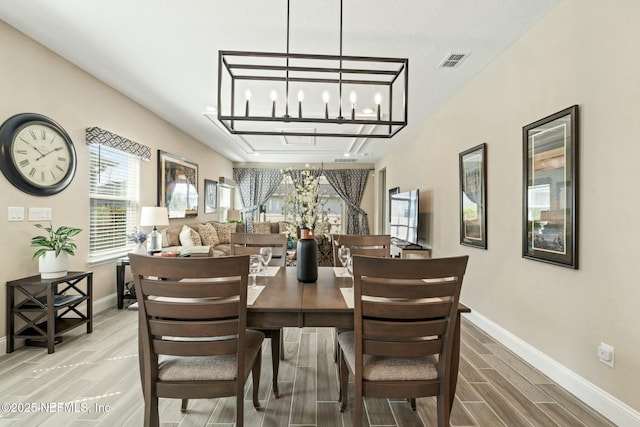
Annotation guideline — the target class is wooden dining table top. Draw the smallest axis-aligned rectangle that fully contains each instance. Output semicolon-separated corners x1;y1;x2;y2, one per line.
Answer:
248;266;469;329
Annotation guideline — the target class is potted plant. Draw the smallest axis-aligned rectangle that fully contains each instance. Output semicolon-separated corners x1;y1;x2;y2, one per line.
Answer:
31;222;82;279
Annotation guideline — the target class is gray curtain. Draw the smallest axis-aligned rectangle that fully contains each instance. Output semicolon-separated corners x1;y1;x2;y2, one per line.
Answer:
463;166;481;204
233;168;283;233
285;168;321;187
324;169;370;234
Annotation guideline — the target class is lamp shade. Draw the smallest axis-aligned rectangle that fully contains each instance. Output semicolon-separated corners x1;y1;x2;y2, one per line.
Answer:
140;207;169;227
226;209;241;221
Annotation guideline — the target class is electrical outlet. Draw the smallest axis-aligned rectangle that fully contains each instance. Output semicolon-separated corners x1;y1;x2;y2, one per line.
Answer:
597;342;614;367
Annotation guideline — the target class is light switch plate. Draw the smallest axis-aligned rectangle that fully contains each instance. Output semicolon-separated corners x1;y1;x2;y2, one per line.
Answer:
28;207;52;221
8;207;24;221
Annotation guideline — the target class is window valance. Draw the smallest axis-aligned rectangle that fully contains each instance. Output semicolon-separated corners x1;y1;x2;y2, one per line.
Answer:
85;127;151;161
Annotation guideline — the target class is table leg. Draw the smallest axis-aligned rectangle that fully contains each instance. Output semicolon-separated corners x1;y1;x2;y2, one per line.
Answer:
116;262;125;309
449;312;462;413
47;287;55;354
6;285;14;353
87;274;93;333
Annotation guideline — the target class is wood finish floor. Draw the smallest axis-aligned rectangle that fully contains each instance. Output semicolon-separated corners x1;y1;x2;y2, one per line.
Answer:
0;308;615;426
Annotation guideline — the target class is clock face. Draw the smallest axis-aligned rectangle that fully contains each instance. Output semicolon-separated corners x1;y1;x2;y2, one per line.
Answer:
11;122;73;188
0;113;77;196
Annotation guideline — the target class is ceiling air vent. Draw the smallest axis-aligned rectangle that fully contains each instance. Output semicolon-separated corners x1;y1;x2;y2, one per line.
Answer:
440;53;469;68
334;158;357;163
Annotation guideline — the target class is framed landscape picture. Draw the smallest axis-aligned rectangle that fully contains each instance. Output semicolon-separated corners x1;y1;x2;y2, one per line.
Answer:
522;105;579;269
158;150;199;218
204;179;218;213
459;143;487;249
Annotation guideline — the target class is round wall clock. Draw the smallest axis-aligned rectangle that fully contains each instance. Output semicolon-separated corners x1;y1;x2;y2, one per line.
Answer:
0;113;77;196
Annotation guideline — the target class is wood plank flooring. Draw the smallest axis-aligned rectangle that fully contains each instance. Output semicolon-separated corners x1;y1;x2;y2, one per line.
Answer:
0;308;615;426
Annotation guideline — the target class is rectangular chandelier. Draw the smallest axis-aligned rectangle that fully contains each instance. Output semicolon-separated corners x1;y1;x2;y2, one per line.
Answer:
215;50;408;138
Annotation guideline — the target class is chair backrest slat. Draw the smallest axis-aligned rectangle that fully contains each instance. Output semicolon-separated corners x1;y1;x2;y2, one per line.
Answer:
362;299;452;320
145;299;240;319
230;233;287;266
141;278;241;299
362;280;459;299
153;338;239;357
363;338;443;358
362;319;448;338
149;318;239;338
331;234;391;266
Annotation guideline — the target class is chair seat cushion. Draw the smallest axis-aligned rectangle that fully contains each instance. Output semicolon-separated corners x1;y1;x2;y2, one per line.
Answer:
337;331;438;381
158;329;264;381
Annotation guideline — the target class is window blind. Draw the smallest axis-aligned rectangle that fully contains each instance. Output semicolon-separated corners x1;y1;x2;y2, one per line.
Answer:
89;144;140;259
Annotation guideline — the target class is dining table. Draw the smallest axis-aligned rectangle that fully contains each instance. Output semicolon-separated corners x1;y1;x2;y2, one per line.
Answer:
247;266;470;410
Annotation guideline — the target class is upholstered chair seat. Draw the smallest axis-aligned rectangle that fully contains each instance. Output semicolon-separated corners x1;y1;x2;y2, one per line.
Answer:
337;331;439;381
159;329;265;381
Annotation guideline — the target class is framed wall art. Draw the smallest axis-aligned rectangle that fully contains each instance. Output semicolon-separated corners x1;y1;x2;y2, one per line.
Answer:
204;179;218;213
522;105;579;269
158;150;199;218
459;143;487;249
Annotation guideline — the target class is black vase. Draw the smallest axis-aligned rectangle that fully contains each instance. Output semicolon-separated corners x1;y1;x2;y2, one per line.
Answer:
296;229;318;283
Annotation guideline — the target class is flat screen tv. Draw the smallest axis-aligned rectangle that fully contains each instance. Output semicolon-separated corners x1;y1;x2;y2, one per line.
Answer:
390;189;420;246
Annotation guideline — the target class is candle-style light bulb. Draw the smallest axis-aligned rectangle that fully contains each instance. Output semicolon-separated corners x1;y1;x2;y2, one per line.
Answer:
244;89;252;116
349;91;357;120
374;93;382;121
298;90;304;118
322;91;330;119
270;90;277;117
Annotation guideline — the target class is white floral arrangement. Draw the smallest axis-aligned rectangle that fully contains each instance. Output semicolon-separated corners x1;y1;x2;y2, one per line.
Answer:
282;165;321;231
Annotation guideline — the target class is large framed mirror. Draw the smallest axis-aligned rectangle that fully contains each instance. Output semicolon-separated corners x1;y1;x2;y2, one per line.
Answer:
522;105;579;268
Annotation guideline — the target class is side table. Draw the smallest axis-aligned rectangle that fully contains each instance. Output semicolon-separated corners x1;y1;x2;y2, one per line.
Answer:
116;257;136;309
6;271;93;354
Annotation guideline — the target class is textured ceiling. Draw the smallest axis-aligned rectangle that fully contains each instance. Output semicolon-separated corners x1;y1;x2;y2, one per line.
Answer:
0;0;560;164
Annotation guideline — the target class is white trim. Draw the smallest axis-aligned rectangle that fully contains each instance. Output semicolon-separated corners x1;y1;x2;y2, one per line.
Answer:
463;307;640;427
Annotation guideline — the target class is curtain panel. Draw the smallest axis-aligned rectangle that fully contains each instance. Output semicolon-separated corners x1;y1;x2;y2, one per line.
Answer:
323;169;370;235
233;168;283;233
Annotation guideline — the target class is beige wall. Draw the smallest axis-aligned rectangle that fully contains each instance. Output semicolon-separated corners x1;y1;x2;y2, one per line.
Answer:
376;0;640;411
0;21;233;337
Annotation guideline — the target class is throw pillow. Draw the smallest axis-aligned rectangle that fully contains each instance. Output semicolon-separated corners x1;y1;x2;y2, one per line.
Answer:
179;225;195;246
190;227;202;245
212;221;237;244
199;223;220;247
278;221;290;234
252;221;271;234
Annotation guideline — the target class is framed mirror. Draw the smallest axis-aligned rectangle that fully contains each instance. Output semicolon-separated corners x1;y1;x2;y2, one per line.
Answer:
158;150;199;218
459;143;487;249
522;105;579;268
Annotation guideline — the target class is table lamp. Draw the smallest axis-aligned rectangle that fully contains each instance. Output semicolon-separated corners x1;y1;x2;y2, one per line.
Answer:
140;206;169;253
227;209;241;222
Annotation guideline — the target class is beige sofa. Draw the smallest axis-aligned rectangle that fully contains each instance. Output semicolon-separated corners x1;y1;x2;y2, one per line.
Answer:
161;221;289;257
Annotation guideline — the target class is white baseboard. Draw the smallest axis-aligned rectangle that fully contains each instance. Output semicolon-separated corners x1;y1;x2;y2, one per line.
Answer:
463;308;640;427
0;293;118;357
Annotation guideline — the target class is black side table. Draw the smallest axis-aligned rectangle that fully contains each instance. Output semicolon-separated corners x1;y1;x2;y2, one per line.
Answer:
116;257;136;309
6;271;93;354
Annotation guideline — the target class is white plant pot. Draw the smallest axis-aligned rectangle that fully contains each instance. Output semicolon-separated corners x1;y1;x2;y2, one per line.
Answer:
38;251;69;279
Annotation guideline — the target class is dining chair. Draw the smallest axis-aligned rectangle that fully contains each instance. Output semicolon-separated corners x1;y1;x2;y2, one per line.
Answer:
337;255;469;427
330;234;392;362
230;232;287;266
230;232;287;398
128;253;264;427
331;234;391;267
